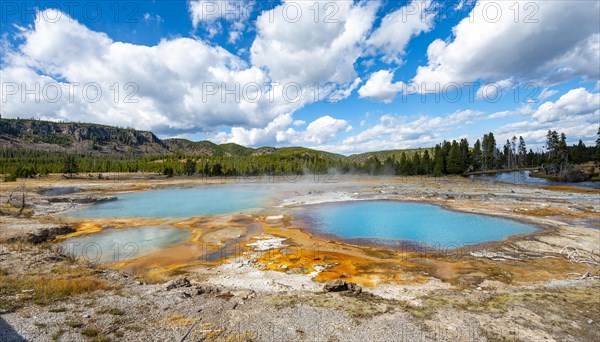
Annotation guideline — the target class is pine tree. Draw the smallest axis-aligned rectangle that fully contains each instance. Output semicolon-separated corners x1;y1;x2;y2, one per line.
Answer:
546;130;559;163
503;139;512;168
472;139;482;171
571;140;586;164
183;159;196;176
481;133;496;170
446;141;463;174
459;138;470;172
399;152;408;175
510;136;517;168
518;136;526;167
62;155;79;179
433;145;444;176
441;140;452;174
421;150;432;175
558;132;568;167
413;151;422;175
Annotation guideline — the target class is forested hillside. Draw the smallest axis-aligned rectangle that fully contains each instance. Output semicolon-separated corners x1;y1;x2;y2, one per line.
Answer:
0;118;340;158
1;118;599;180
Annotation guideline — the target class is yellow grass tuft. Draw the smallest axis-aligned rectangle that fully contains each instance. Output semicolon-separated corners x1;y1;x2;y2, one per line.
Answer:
162;313;196;327
0;266;109;311
129;266;184;284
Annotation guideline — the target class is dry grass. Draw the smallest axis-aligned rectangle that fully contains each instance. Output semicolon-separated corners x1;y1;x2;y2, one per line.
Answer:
138;269;171;284
96;307;125;316
30;277;107;300
80;326;99;337
0;265;109;311
128;266;188;284
162;313;196;327
220;332;255;342
197;322;225;341
269;292;393;318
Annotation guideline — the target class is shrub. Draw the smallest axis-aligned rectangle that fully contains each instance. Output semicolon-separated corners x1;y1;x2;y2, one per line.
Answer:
3;174;17;182
163;166;174;177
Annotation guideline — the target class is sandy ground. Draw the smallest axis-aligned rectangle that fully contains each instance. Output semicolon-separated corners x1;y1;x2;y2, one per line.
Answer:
0;174;599;341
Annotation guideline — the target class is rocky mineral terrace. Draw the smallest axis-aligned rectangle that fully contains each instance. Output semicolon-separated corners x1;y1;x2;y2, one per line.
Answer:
0;175;598;341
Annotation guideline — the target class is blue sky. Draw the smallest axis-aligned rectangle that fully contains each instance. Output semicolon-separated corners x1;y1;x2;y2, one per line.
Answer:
1;0;599;154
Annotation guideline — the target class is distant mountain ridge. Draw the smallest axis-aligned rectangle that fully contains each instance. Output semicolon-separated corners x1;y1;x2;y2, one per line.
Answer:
0;118;350;158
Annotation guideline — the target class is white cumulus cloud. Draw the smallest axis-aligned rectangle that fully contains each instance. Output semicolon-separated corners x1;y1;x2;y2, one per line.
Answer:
496;88;600;146
367;0;437;63
358;70;406;103
0;9;302;136
413;1;600;90
532;88;600;123
251;0;380;87
216;115;351;147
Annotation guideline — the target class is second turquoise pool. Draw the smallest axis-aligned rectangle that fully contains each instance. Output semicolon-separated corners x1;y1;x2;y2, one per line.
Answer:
301;201;538;248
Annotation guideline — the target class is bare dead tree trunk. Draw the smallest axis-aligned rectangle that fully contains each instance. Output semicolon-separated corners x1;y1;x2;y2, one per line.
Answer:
17;184;26;217
6;189;16;204
179;321;198;342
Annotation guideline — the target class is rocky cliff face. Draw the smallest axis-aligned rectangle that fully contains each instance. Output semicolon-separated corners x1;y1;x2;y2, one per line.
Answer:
0;119;168;154
0;119;281;157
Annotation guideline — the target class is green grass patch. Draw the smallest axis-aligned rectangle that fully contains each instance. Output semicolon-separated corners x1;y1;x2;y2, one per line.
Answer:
81;326;99;337
52;329;65;341
96;307;125;316
66;321;83;328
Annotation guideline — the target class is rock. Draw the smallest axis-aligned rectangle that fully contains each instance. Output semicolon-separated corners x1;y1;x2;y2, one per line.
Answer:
195;284;221;295
96;196;118;203
47;196;117;204
47;197;90;204
285;267;309;275
313;265;325;272
346;282;362;295
238;290;255;300
27;225;76;244
323;280;362;295
165;277;191;291
217;292;234;300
